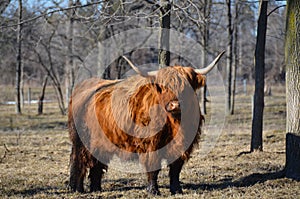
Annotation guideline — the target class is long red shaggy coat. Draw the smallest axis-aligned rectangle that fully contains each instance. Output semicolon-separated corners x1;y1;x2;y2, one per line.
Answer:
68;66;206;195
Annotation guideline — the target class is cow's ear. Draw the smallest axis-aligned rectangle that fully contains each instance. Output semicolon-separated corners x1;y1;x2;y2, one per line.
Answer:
166;100;180;112
196;74;206;88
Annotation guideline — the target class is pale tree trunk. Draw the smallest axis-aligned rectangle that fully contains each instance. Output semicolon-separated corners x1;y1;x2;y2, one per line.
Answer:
285;0;300;180
15;0;22;114
158;0;171;68
251;1;268;152
65;0;76;107
98;28;109;79
226;0;233;115
201;0;212;115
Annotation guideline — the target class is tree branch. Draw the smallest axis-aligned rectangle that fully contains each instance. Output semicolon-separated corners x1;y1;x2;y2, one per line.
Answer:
1;0;107;29
267;5;286;17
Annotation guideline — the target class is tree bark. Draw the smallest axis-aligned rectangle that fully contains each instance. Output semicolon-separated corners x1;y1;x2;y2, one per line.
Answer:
15;0;22;114
285;133;300;180
38;75;48;115
285;0;300;180
226;0;233;115
230;0;239;115
158;0;170;68
65;0;76;106
200;0;212;115
251;1;268;152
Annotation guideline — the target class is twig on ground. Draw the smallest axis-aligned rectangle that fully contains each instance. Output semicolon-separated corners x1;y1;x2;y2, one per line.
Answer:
0;144;10;163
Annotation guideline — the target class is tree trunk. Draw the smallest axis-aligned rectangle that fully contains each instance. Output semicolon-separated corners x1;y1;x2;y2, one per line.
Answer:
285;0;300;180
15;0;22;114
97;25;108;78
251;1;268;152
38;75;48;115
65;0;75;106
200;0;212;115
230;0;239;115
226;0;233;115
158;0;171;68
286;133;300;180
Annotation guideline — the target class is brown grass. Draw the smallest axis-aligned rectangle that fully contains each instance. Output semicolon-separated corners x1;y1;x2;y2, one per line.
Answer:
0;85;299;199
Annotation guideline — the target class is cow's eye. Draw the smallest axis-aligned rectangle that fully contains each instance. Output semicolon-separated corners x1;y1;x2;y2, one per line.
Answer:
165;100;180;112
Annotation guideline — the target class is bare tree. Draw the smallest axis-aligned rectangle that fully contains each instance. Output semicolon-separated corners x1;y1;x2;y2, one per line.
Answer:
200;0;212;115
29;18;67;115
158;0;171;68
15;0;23;114
230;0;239;115
285;0;300;180
65;0;79;107
225;0;233;115
251;1;268;152
37;74;48;115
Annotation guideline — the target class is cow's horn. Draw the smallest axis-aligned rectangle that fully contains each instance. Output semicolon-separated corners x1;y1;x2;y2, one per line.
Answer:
122;56;158;77
195;51;225;75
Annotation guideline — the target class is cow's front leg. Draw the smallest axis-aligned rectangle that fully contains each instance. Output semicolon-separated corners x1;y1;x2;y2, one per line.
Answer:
89;159;107;192
146;170;160;195
169;158;184;195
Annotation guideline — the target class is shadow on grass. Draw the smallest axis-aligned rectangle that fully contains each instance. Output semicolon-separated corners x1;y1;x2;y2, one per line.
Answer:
6;178;145;197
4;172;287;197
182;170;286;191
103;178;146;192
6;186;66;197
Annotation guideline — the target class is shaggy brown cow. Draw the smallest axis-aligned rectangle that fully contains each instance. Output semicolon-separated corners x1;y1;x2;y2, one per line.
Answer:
68;52;224;195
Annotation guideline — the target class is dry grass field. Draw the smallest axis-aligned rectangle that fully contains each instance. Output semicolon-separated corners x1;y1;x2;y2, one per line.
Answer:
0;85;299;199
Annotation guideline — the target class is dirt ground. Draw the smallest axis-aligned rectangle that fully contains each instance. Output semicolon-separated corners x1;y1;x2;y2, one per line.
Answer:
0;85;299;198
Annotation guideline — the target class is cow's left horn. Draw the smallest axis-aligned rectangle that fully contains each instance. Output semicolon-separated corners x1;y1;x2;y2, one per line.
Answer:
122;56;158;77
195;51;225;75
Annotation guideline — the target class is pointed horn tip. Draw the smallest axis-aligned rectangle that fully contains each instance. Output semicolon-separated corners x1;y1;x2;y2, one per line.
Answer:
214;50;226;63
195;50;226;75
218;50;226;58
213;51;226;61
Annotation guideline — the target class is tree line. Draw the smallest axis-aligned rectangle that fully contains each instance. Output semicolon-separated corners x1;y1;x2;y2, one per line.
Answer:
0;0;285;113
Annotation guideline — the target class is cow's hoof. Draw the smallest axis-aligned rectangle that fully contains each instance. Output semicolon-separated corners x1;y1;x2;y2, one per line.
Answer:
170;186;183;195
90;187;101;192
147;185;160;195
171;189;183;195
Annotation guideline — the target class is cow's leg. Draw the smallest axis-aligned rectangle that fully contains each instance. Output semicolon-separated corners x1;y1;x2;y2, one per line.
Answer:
69;147;86;192
89;159;107;192
169;158;184;195
146;170;160;195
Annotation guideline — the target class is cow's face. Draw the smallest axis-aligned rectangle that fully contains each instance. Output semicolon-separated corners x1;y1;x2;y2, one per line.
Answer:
152;66;205;119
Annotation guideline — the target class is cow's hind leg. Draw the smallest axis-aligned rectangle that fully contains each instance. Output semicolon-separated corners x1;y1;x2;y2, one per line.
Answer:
69;147;86;192
146;170;160;195
169;158;184;195
89;159;107;192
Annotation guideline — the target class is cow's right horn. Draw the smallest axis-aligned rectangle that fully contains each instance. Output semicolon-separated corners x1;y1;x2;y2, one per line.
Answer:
122;56;157;77
195;51;225;75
